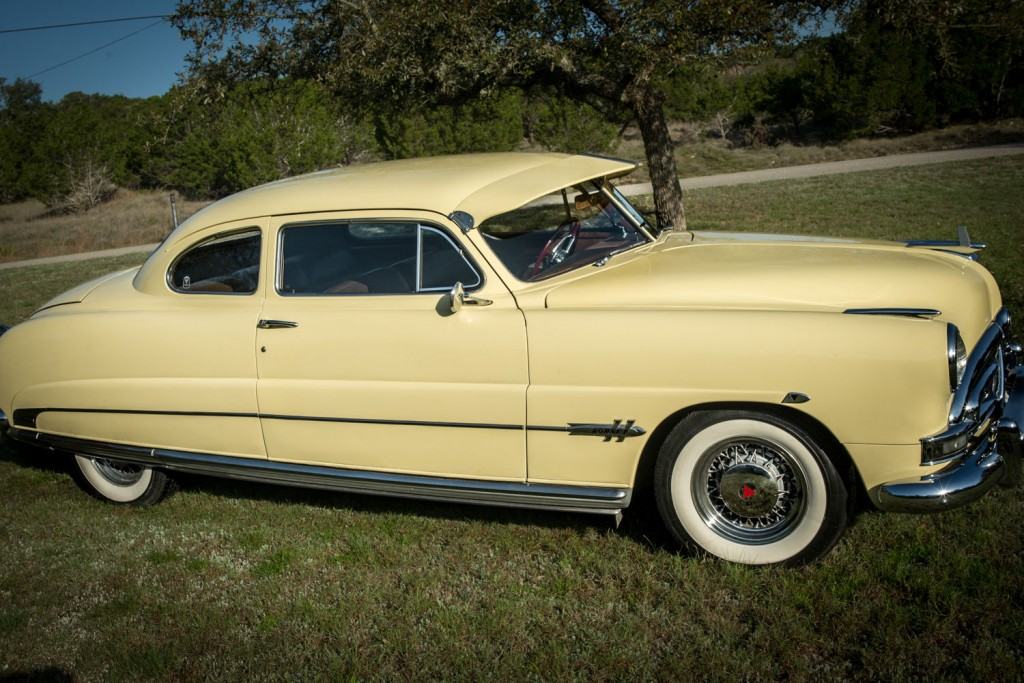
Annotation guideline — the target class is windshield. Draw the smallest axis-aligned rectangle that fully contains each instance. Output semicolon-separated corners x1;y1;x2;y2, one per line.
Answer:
479;180;649;282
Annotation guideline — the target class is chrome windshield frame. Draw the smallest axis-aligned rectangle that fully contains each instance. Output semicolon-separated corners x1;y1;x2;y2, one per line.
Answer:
598;181;656;243
598;181;655;242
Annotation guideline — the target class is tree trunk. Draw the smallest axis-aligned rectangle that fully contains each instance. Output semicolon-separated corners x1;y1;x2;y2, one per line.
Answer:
633;86;686;231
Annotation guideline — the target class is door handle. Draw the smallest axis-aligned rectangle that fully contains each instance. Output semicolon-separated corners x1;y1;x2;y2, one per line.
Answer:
257;319;299;329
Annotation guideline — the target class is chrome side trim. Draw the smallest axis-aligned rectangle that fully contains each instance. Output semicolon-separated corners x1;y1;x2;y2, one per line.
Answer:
12;406;649;440
8;429;631;515
843;308;941;318
257;319;299;329
566;420;645;442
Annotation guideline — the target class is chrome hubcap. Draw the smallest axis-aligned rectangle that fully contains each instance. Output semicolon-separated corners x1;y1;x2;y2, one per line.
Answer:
692;438;806;545
91;458;145;486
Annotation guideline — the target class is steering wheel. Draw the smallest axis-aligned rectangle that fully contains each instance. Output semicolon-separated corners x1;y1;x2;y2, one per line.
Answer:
527;220;581;278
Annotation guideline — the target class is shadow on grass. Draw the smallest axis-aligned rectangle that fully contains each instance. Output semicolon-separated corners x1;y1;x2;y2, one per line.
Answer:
0;436;681;552
172;470;681;552
0;437;70;476
0;668;76;683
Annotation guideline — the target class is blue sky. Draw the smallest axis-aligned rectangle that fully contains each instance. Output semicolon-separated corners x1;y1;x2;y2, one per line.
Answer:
0;1;189;101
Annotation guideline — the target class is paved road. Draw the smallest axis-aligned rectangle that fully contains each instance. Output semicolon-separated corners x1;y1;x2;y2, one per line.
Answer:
2;143;1021;272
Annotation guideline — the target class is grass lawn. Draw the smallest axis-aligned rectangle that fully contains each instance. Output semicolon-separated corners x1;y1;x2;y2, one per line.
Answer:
1;157;1022;681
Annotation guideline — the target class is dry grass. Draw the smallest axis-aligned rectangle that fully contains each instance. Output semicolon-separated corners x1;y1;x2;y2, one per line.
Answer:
0;190;209;263
610;117;1024;183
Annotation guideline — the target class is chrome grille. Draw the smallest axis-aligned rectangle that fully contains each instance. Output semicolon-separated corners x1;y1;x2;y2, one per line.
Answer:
922;308;1015;466
949;313;1009;423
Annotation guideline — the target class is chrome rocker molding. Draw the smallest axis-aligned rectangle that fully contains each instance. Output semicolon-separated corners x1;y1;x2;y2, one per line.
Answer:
874;308;1022;512
6;428;631;516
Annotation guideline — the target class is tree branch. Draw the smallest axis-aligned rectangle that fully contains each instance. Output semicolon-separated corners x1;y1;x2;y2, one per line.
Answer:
581;0;623;32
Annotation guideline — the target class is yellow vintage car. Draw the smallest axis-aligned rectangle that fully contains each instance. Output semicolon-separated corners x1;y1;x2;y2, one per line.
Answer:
0;153;1020;566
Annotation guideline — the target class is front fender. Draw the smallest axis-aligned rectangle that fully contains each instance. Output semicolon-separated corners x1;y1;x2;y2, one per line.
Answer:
522;308;950;487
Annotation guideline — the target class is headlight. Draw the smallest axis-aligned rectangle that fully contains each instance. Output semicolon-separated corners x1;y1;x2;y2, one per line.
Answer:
947;323;967;391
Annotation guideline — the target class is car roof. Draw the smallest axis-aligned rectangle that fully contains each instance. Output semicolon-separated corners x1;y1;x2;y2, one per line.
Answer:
167;152;637;242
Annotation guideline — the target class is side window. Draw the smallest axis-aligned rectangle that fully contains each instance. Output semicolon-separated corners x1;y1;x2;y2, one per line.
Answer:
278;222;481;296
168;229;261;294
280;222;417;295
419;226;481;291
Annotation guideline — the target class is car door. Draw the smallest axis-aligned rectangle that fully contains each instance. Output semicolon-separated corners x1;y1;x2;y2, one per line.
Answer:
255;211;528;481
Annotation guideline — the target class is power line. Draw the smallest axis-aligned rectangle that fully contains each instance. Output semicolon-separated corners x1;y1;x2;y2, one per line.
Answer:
0;15;170;35
28;19;166;79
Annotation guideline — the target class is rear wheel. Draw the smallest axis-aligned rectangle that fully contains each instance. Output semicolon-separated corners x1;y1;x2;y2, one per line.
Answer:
654;410;848;566
74;455;173;506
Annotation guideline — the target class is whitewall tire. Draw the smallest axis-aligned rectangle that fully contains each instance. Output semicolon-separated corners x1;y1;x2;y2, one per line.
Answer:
74;455;173;506
654;410;848;566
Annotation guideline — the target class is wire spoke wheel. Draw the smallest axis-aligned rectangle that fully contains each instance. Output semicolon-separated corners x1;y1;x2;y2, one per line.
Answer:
90;458;146;486
692;438;807;545
73;454;172;506
655;412;849;566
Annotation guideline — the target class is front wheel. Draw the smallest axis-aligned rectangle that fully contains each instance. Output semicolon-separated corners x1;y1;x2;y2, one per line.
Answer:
74;455;173;506
654;411;848;566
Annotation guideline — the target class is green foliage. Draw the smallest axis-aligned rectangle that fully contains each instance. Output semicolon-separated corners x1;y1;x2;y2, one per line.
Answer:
375;90;523;159
34;93;163;205
525;91;619;154
798;26;936;138
153;80;378;198
0;78;47;202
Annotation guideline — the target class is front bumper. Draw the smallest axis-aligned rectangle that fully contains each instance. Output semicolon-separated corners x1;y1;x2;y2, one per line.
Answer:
875;401;1020;513
876;310;1022;512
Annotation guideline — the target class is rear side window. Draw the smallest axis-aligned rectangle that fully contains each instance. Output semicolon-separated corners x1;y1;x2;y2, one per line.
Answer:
168;229;261;294
279;222;480;295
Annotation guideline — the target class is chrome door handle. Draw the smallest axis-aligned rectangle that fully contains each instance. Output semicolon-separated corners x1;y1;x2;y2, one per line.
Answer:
257;319;299;329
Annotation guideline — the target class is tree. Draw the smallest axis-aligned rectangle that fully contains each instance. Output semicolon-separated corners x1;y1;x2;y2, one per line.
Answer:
0;78;47;202
858;0;1024;120
173;0;837;230
151;80;377;198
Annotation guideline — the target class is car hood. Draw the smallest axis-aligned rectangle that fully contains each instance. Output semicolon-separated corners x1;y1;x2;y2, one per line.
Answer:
543;230;1001;347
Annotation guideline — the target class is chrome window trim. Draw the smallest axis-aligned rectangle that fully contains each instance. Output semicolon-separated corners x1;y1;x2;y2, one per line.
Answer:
275;218;484;298
417;224;482;292
165;227;262;296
